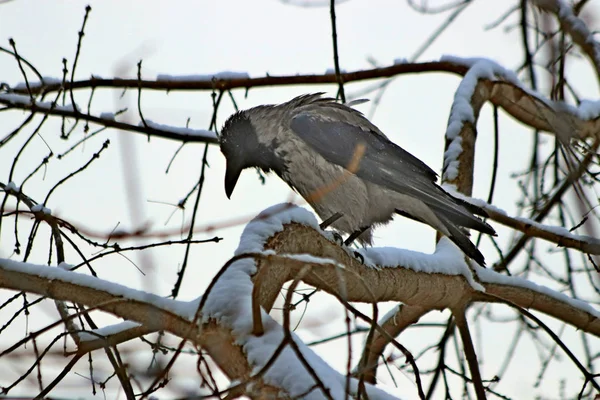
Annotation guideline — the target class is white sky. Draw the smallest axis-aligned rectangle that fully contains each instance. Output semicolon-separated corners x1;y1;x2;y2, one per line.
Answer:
1;0;600;398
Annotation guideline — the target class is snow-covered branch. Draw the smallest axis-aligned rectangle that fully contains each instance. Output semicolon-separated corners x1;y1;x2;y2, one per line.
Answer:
246;206;600;335
0;93;218;144
441;56;600;191
445;185;600;255
0;256;288;398
534;0;600;85
4;58;600;147
1;204;599;398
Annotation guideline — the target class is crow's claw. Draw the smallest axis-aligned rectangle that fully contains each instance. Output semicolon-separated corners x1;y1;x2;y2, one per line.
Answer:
353;251;364;264
331;232;344;245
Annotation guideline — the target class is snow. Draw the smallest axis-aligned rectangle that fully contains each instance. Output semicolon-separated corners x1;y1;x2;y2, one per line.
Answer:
443;185;600;247
156;71;250;81
554;0;600;66
0;257;198;319
442;53;600;147
79;321;142;342
0;93;79;113
444;59;495;140
99;112;115;120
357;237;484;291
514;215;600;245
574;100;600;120
444;160;460;181
139;119;217;140
325;68;347;75
440;56;527;182
393;58;408;65
276;252;346;269
441;58;500;181
444;135;463;158
379;304;401;325
445;54;600;123
57;262;73;271
31;204;52;215
442;55;561;112
201;203;398;399
0;203;396;398
232;203;321;257
441;55;521;84
13;76;63;90
442;184;504;214
477;268;600;319
4;181;19;192
1;202;599;398
443;136;463;180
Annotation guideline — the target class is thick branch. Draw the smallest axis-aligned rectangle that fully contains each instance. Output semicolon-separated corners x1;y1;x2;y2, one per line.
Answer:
3;63;599;147
362;304;429;384
441;72;492;193
2;222;599;396
11;62;469;94
255;223;600;336
0;258;279;398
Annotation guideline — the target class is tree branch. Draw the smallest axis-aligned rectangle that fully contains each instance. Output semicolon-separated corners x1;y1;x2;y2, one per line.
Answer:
0;258;280;398
0;97;218;144
2;217;600;396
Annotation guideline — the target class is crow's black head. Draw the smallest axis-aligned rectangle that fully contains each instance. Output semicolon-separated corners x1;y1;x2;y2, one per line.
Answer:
220;110;285;198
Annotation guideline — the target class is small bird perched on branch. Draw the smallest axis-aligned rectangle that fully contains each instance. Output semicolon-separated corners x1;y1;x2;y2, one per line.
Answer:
219;93;495;266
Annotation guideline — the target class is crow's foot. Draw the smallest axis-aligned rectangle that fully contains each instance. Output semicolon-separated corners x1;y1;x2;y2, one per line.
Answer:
331;231;344;245
353;251;364;264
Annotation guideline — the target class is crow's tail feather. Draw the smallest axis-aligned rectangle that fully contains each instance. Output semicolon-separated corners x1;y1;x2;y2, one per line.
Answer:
430;187;496;236
394;208;487;266
438;214;486;267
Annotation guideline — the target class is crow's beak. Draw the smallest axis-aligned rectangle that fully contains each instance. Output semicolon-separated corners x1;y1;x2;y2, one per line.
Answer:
224;163;242;199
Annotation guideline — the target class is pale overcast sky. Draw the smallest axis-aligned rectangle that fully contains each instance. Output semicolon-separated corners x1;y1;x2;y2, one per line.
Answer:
1;0;599;398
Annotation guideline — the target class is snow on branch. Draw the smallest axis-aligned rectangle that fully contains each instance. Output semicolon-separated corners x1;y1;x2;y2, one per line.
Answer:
199;205;401;399
534;0;600;84
0;257;289;398
156;71;250;81
139;119;216;140
444;186;600;255
0;94;218;144
9;62;472;94
2;204;600;398
5;58;600;150
440;55;600;192
245;204;600;325
0;92;79;113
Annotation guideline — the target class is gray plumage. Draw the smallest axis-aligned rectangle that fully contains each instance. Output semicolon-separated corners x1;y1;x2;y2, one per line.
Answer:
220;93;496;265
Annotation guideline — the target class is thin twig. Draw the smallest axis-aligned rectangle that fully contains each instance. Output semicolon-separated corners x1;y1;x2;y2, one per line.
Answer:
330;0;345;102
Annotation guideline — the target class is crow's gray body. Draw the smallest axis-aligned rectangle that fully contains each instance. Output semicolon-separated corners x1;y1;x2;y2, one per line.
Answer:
220;93;495;265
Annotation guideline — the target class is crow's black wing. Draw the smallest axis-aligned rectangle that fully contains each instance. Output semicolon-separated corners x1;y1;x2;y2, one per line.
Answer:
290;112;494;235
